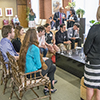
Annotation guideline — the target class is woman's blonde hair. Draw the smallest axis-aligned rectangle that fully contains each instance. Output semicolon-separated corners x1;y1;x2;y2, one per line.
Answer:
18;28;39;72
96;6;100;22
14;26;23;39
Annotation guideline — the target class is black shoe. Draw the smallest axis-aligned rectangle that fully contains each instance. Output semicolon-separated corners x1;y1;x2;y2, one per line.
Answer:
43;89;49;95
51;89;57;93
54;80;58;84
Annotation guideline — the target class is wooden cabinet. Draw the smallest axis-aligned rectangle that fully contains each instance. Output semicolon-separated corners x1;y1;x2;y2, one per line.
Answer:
16;0;28;27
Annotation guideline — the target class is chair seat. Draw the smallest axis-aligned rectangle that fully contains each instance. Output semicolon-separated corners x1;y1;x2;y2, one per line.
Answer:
18;75;50;92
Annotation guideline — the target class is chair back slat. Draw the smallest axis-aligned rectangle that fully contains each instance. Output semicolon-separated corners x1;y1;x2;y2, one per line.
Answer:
6;52;21;85
0;51;10;74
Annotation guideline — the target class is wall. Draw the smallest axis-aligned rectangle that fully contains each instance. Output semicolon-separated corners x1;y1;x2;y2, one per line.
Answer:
27;0;31;8
39;0;71;23
74;0;99;35
39;0;44;19
31;0;39;23
0;0;17;28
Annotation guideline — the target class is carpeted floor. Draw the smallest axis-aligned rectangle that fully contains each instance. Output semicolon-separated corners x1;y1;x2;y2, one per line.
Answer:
0;67;81;100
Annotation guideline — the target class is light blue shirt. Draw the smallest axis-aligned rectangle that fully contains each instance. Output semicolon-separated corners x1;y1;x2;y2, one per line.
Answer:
13;17;19;24
0;38;18;68
25;44;42;73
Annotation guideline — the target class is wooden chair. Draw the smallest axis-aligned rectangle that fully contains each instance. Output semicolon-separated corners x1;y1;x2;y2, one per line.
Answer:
0;51;12;94
7;52;51;100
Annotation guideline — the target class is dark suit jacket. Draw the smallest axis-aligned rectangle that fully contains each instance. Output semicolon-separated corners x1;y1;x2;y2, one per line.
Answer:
53;12;66;29
55;30;69;45
84;24;100;60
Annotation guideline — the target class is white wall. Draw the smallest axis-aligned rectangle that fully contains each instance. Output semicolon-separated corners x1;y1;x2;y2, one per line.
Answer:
84;0;99;34
74;0;99;35
31;0;39;23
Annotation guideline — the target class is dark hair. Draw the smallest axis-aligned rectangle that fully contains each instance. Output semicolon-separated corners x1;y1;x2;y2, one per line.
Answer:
2;25;12;38
30;9;33;13
60;23;65;28
37;26;45;33
74;23;80;28
70;8;75;15
44;23;50;28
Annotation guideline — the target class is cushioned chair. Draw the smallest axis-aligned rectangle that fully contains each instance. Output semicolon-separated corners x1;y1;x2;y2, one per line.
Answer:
37;19;42;25
11;19;15;28
3;19;9;25
7;52;51;100
80;77;96;100
41;19;47;26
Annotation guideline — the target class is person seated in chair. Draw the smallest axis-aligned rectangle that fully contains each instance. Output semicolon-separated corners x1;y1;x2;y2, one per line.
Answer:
18;28;57;95
13;15;20;27
44;23;60;54
0;25;19;68
49;15;55;29
55;23;71;53
67;23;81;49
12;26;24;53
37;26;48;57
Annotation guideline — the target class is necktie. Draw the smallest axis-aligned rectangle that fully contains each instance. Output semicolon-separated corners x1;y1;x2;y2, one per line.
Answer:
60;13;62;24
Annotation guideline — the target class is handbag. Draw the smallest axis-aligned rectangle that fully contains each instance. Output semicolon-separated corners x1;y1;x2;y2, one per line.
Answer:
51;55;55;63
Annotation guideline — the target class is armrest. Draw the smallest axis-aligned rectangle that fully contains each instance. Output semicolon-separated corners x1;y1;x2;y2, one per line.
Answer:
4;62;9;64
20;69;42;76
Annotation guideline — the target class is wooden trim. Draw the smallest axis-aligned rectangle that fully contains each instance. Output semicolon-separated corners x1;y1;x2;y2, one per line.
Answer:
17;3;27;5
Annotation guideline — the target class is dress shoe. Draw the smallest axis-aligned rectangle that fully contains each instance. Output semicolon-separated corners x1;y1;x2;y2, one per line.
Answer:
54;80;57;84
43;89;49;95
51;89;57;93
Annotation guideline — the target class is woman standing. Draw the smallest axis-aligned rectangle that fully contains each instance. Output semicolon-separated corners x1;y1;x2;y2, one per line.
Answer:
84;6;100;100
67;8;78;28
18;28;57;95
29;9;36;28
12;26;24;52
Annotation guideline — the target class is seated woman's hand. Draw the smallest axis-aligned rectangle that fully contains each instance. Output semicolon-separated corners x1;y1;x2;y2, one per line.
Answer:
43;57;49;61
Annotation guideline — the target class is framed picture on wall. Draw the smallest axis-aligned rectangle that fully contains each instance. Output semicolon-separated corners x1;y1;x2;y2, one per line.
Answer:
0;8;2;16
5;8;13;16
52;0;62;14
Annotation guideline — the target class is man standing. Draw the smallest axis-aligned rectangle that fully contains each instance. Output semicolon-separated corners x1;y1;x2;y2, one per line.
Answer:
55;23;71;52
0;25;19;68
53;7;66;30
67;23;81;49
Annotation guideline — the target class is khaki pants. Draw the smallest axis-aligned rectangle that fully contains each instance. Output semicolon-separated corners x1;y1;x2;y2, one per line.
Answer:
57;43;71;52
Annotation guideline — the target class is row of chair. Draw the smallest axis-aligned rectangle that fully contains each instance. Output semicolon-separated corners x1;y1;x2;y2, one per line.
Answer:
0;51;51;100
37;19;47;26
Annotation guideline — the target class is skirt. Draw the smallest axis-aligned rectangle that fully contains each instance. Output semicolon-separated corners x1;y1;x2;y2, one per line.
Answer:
29;21;36;28
84;63;100;89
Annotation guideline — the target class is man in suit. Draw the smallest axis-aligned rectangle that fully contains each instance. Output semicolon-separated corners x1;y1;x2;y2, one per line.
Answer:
55;23;71;52
67;23;81;49
53;7;66;30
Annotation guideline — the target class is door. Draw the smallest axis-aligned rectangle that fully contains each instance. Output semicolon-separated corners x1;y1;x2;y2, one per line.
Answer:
18;5;28;27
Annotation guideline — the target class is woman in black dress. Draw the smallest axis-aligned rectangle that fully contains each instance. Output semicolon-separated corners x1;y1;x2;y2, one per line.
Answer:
12;26;24;52
67;8;78;28
84;6;100;100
